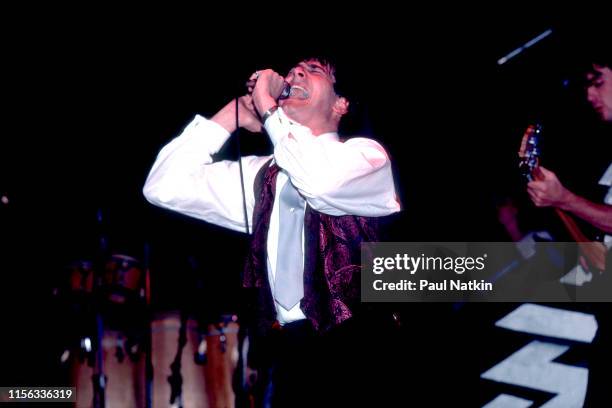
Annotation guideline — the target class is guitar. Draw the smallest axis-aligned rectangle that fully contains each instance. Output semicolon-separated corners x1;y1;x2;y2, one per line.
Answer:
518;123;607;272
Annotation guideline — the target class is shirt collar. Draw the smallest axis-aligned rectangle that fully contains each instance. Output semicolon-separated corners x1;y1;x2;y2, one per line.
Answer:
278;107;339;142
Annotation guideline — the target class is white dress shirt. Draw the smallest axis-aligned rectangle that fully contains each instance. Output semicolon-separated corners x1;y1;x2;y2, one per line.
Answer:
143;107;400;323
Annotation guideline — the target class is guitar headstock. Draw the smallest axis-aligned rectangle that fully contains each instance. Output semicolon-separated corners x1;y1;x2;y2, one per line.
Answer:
518;123;542;182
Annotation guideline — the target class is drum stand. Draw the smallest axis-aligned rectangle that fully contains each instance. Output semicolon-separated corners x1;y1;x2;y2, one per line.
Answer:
168;308;189;408
91;312;106;408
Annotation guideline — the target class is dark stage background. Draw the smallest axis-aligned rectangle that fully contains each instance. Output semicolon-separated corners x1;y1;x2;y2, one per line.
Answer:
1;9;610;403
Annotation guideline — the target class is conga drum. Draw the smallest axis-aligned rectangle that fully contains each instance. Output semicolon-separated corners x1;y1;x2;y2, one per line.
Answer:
69;329;146;408
68;260;95;296
62;255;148;407
103;254;145;305
55;260;96;318
151;311;239;408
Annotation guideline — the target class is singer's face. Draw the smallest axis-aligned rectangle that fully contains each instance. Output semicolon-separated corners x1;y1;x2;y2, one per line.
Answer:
280;59;339;125
586;65;612;122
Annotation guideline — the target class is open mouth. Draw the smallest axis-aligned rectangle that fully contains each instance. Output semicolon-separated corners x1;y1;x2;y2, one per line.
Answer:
289;85;310;100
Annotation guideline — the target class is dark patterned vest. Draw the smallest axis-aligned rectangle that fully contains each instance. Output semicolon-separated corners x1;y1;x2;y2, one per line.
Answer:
243;160;379;335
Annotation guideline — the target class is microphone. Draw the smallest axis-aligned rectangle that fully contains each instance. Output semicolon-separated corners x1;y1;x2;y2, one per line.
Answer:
278;83;309;100
278;82;291;100
246;78;291;100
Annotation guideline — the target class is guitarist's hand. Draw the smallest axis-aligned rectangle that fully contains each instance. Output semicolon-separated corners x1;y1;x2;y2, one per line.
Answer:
529;166;607;272
527;166;573;209
578;243;607;273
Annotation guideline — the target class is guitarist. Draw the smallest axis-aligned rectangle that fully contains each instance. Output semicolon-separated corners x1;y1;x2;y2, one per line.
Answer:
526;48;611;406
526;55;612;270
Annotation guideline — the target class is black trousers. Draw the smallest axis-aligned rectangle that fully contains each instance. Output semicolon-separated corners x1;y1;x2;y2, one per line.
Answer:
250;312;409;408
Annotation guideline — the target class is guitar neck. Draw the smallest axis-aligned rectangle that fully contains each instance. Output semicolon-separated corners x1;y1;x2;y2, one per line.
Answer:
554;207;592;242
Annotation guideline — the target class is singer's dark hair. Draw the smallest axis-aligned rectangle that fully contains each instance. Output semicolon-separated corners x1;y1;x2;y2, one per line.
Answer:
276;54;356;100
296;55;343;94
273;53;371;135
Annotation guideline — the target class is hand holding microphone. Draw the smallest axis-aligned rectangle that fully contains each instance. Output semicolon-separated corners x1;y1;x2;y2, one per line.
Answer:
247;75;290;99
247;69;290;120
246;69;290;100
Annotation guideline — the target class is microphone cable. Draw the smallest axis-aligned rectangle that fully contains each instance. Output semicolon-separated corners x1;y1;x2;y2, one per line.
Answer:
235;97;251;234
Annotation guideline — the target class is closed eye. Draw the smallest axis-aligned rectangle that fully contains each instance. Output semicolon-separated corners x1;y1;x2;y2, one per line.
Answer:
593;79;605;88
304;63;326;75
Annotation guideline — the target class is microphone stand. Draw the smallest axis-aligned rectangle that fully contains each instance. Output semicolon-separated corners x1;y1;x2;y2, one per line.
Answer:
91;208;108;408
144;242;154;408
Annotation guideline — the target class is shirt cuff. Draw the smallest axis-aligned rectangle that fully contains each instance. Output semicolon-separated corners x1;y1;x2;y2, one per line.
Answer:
188;114;232;154
263;108;287;146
